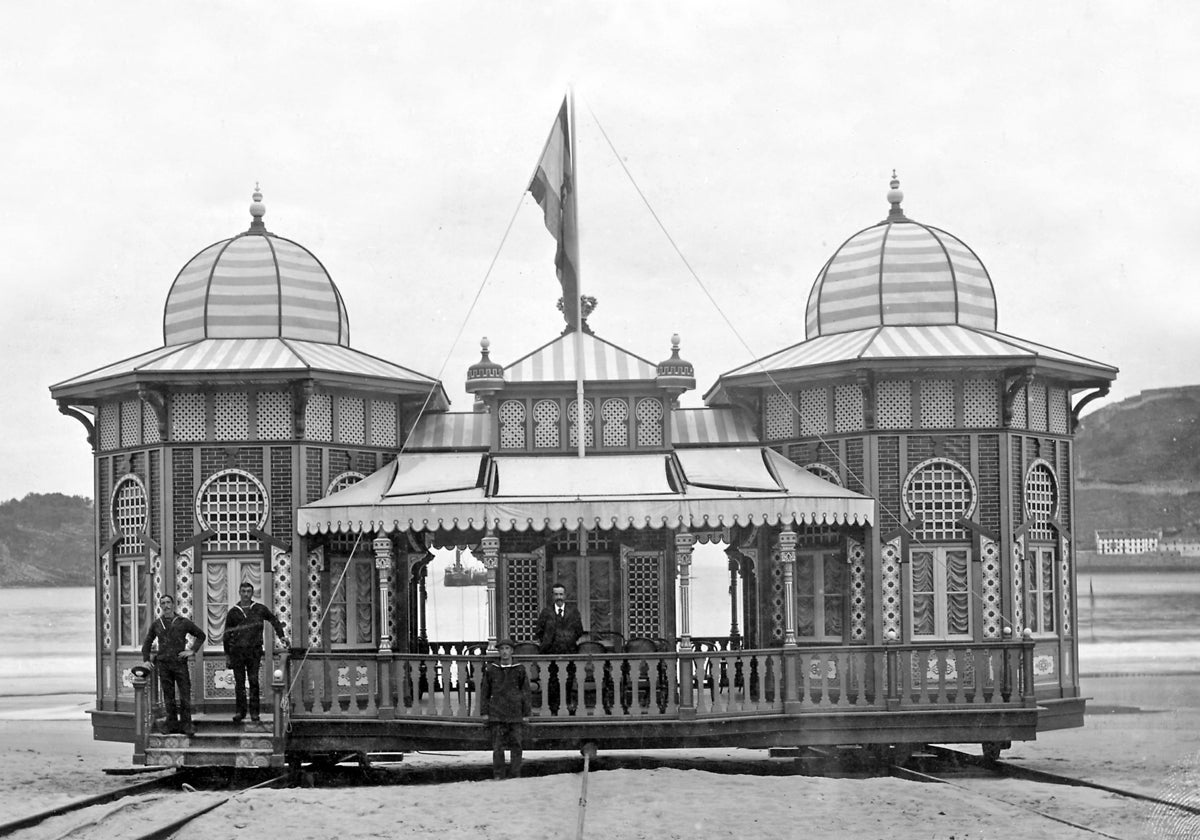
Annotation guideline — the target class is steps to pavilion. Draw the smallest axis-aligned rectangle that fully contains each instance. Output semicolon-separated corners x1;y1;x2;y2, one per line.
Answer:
144;718;283;768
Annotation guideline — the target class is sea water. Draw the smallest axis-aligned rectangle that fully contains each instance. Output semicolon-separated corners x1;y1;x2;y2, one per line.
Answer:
2;566;1197;699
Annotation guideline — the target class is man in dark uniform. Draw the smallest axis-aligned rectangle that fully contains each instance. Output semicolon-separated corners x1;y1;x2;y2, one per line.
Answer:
533;583;584;713
141;594;206;736
223;582;288;723
479;638;532;780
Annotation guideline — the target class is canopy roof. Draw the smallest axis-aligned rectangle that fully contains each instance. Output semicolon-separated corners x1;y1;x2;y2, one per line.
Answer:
298;447;873;536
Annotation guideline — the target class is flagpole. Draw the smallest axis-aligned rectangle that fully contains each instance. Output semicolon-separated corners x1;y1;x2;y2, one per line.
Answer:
570;86;585;458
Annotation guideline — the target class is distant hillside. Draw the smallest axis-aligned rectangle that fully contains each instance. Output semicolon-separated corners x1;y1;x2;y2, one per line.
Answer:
1074;386;1200;547
0;493;95;586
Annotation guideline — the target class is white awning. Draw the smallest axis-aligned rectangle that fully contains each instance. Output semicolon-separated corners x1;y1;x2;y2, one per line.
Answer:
299;447;874;536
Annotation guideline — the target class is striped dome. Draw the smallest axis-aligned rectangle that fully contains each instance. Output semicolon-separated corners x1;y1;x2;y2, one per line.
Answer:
163;191;349;346
804;177;997;338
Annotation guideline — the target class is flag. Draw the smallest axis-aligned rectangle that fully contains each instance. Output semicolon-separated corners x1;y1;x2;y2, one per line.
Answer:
528;98;580;330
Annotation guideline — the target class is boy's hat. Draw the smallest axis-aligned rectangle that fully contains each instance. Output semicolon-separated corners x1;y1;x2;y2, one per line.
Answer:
496;638;515;649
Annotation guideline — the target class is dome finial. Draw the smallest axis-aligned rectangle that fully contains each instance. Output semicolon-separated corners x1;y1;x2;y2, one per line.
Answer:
886;171;906;221
249;184;267;232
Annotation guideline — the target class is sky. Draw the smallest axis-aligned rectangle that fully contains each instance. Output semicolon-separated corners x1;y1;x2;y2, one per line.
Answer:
3;1;1198;502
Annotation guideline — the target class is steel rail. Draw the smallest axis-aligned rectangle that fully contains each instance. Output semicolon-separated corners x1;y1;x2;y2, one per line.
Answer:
0;771;188;837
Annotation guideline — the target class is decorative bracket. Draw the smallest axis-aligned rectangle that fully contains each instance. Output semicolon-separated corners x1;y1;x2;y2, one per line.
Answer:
291;380;314;439
1003;369;1035;427
56;400;96;451
1070;385;1111;432
856;370;875;430
137;385;168;441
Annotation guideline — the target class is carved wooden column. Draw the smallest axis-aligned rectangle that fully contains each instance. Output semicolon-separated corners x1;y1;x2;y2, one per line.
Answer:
372;536;394;652
481;532;501;652
675;531;696;650
778;527;799;646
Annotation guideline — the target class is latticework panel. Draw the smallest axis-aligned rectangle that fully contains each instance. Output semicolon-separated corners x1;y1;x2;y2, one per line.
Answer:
534;399;560;448
214;392;249;441
337;397;365;445
602;398;629;447
764;392;795;440
142;400;160;444
273;548;292;642
920;380;955;428
99;403;120;451
505;553;541;642
834;384;864;433
798;388;828;436
903;458;976;541
257;391;292;440
1010;385;1028;428
196;469;267;552
847;539;867;641
876;380;912;430
499;400;526;449
171;393;206;442
1061;536;1072;637
769;550;784;642
1028;383;1047;431
112;475;147;556
371;400;397;447
568;399;594;449
120;400;141;448
636;398;664;446
1048;387;1069;434
626;551;662;637
963;378;999;427
307;549;324;647
1012;537;1025;633
981;536;1001;638
881;538;902;640
1025;460;1058;541
306;393;332;441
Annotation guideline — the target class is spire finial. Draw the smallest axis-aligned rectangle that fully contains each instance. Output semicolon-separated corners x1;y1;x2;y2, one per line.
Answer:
249;184;267;232
886;171;906;222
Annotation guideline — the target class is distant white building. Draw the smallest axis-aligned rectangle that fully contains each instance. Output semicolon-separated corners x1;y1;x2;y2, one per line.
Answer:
1160;537;1200;557
1095;528;1162;554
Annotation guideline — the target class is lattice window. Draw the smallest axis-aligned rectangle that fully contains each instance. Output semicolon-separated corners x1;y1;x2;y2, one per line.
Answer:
903;457;977;541
1025;460;1058;541
963;378;999;427
804;463;842;486
142;400;160;444
1010;385;1028;428
257;391;292;440
533;399;560;448
305;393;332;441
338;396;365;445
112;475;148;555
920;380;955;428
876;380;912;430
627;552;662;638
499;400;526;449
834;384;864;433
764;392;795;440
372;400;397;447
1028;382;1047;432
196;469;268;552
120;400;141;448
97;403;118;451
568;399;594;449
213;392;249;441
327;471;365;497
171;393;206;441
799;388;828;436
602;398;629;447
505;554;541;642
636;398;664;446
1048;387;1068;434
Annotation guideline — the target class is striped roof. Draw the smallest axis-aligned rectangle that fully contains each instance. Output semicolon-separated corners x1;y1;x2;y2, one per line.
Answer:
805;218;997;338
406;413;491;450
163;232;349;346
715;324;1118;381
504;331;658;383
51;337;445;400
671;408;758;446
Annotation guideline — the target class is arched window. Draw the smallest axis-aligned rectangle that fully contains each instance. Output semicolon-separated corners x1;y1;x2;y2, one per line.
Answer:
499;400;526;449
903;457;977;541
111;475;148;555
635;398;664;446
534;399;561;448
327;471;365;497
111;475;149;648
803;463;842;486
601;398;629;447
1024;459;1060;634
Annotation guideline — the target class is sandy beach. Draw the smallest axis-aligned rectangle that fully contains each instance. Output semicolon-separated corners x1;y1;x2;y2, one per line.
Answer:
2;677;1198;839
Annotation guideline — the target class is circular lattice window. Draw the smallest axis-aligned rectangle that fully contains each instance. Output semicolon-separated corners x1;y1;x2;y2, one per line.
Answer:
196;469;269;552
902;457;977;539
1024;459;1059;540
111;475;148;555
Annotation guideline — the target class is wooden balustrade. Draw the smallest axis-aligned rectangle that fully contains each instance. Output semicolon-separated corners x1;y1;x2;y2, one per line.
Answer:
284;640;1033;722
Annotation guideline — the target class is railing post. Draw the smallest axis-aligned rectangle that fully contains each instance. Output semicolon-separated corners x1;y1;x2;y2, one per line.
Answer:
884;630;901;710
373;536;397;719
271;662;286;761
1020;628;1037;707
132;665;151;764
1000;626;1014;702
481;532;500;652
777;528;804;713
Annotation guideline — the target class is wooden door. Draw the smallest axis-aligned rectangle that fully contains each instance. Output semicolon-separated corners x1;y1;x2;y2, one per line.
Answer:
552;555;617;634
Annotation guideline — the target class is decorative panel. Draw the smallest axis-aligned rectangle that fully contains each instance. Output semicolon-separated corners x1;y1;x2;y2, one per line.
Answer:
305;393;332;442
980;536;1001;638
504;550;542;642
273;547;292;642
876;380;912;430
172;393;206;442
1048;387;1068;435
624;547;662;638
1012;536;1025;633
337;396;365;445
1028;383;1047;432
635;398;664;446
568;399;594;449
1061;535;1072;637
920;380;955;429
533;399;560;448
1010;385;1027;428
834;384;864;434
602;398;629;447
213;392;249;441
307;548;324;647
881;537;902;640
175;548;195;620
142;400;160;444
764;392;795;440
769;550;784;642
963;378;999;427
99;403;120;451
798;388;828;436
499;400;526;449
101;551;113;651
257;391;293;440
120;400;141;448
371;399;397;448
847;538;867;641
